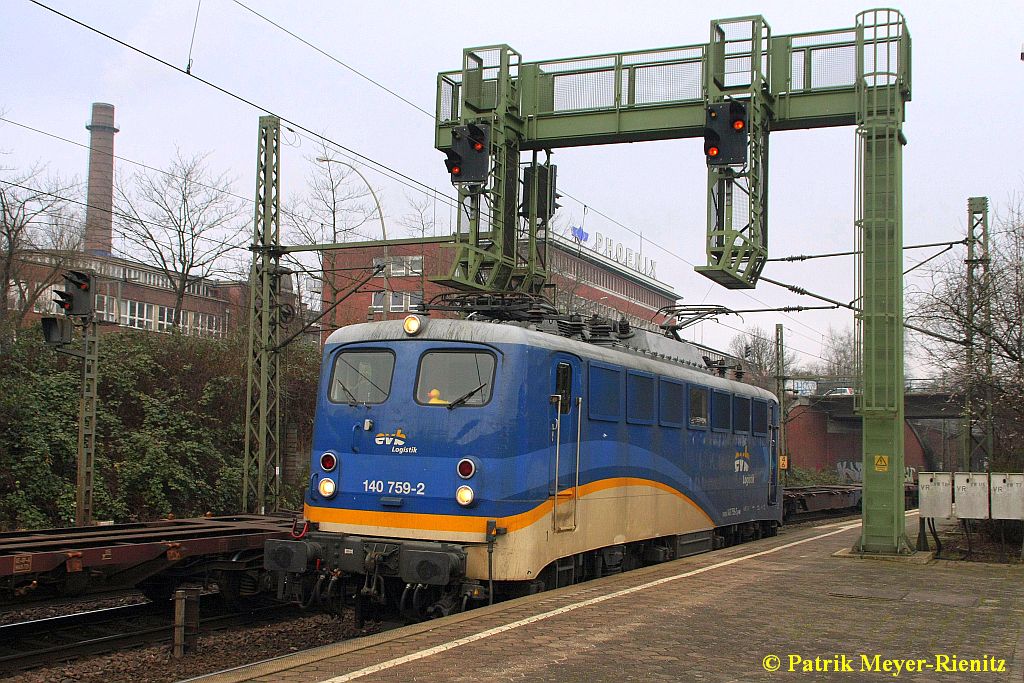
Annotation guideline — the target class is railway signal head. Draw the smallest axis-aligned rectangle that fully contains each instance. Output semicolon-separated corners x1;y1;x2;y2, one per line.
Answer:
57;270;94;317
443;123;490;184
53;289;75;314
704;101;748;166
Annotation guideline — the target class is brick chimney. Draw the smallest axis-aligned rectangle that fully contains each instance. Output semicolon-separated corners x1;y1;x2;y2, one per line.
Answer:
84;103;118;255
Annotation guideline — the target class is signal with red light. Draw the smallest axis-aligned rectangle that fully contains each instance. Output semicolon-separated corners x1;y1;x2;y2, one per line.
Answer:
53;270;94;316
442;123;490;184
704;101;748;166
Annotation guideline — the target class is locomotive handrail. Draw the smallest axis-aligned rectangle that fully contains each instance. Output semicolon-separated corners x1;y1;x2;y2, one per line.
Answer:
573;396;582;532
550;393;562;532
551;393;581;533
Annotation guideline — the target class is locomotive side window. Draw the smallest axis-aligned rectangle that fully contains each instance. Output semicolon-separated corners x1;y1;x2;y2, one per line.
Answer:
711;391;731;432
626;371;656;425
733;396;751;434
687;386;708;429
415;351;496;407
752;400;769;435
330;350;395;404
660;378;685;428
555;363;572;415
588;362;621;422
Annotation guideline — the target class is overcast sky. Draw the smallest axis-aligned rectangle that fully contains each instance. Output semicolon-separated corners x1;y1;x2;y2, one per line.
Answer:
3;1;1022;372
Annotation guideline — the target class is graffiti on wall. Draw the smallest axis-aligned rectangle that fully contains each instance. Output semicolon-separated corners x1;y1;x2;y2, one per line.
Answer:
837;460;916;484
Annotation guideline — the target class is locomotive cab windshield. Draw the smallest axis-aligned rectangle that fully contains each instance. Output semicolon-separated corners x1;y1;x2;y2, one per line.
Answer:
415;350;495;407
329;349;395;405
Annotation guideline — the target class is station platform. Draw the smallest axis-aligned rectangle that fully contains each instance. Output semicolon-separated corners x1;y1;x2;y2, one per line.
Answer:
194;514;1024;682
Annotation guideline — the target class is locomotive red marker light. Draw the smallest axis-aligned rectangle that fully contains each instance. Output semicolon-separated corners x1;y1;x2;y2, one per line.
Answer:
457;458;475;479
320;452;337;472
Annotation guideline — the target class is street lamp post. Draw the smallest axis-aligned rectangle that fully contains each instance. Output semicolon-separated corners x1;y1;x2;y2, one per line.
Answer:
315;157;389;320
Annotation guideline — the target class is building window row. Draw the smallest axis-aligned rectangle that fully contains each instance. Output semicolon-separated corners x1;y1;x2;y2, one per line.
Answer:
370;290;424;313
123;299;155;330
373;255;424;278
550;250;663;309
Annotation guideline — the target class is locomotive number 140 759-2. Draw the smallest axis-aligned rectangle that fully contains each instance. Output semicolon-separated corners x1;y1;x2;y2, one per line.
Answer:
363;480;426;495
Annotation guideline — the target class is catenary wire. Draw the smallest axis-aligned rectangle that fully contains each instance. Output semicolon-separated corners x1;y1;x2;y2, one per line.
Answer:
0;116;399;248
166;0;836;346
560;189;826;344
25;0;459;213
229;0;436;120
0;116;330;236
28;0;867;353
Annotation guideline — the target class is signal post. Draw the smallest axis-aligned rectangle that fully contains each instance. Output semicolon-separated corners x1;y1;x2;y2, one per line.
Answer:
42;270;98;527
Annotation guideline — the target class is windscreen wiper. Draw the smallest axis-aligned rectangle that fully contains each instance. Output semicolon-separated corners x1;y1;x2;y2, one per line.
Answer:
447;383;487;410
335;378;359;406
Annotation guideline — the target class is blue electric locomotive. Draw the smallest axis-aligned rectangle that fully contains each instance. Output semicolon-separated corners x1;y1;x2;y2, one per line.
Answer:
266;308;781;618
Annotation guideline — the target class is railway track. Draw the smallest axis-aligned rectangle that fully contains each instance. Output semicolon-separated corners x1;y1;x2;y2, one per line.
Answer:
0;599;298;674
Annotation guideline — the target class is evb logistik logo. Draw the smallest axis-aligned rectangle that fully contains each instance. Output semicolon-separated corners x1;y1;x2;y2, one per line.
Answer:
375;428;417;454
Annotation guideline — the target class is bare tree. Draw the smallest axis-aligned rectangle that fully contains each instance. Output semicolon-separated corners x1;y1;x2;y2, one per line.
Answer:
0;164;82;336
727;324;797;391
812;326;858;380
283;140;381;305
398;192;436;240
115;150;245;327
908;195;1024;469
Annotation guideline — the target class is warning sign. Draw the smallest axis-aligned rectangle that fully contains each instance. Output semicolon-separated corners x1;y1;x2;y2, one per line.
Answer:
874;455;890;472
779;455;789;470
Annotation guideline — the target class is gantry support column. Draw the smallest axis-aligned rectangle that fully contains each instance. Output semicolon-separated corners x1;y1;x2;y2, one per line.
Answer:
243;115;282;515
854;9;911;554
962;196;993;471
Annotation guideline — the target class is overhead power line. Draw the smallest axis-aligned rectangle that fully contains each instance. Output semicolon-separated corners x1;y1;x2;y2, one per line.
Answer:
182;0;835;347
0;178;251;254
26;0;840;351
561;190;827;344
26;0;458;212
708;318;828;364
229;0;436;120
767;238;967;262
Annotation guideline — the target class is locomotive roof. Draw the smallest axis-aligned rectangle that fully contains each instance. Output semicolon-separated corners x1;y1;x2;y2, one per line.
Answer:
325;318;776;402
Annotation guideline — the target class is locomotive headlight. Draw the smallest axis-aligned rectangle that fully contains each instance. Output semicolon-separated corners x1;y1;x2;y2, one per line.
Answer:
455;485;475;507
403;315;422;336
318;478;337;498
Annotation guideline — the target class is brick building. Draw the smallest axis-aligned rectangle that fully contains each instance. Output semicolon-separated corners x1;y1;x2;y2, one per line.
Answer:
8;103;303;339
14;249;273;337
321;232;677;336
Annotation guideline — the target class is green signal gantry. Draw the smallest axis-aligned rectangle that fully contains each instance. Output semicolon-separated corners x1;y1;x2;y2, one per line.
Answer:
435;9;911;553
